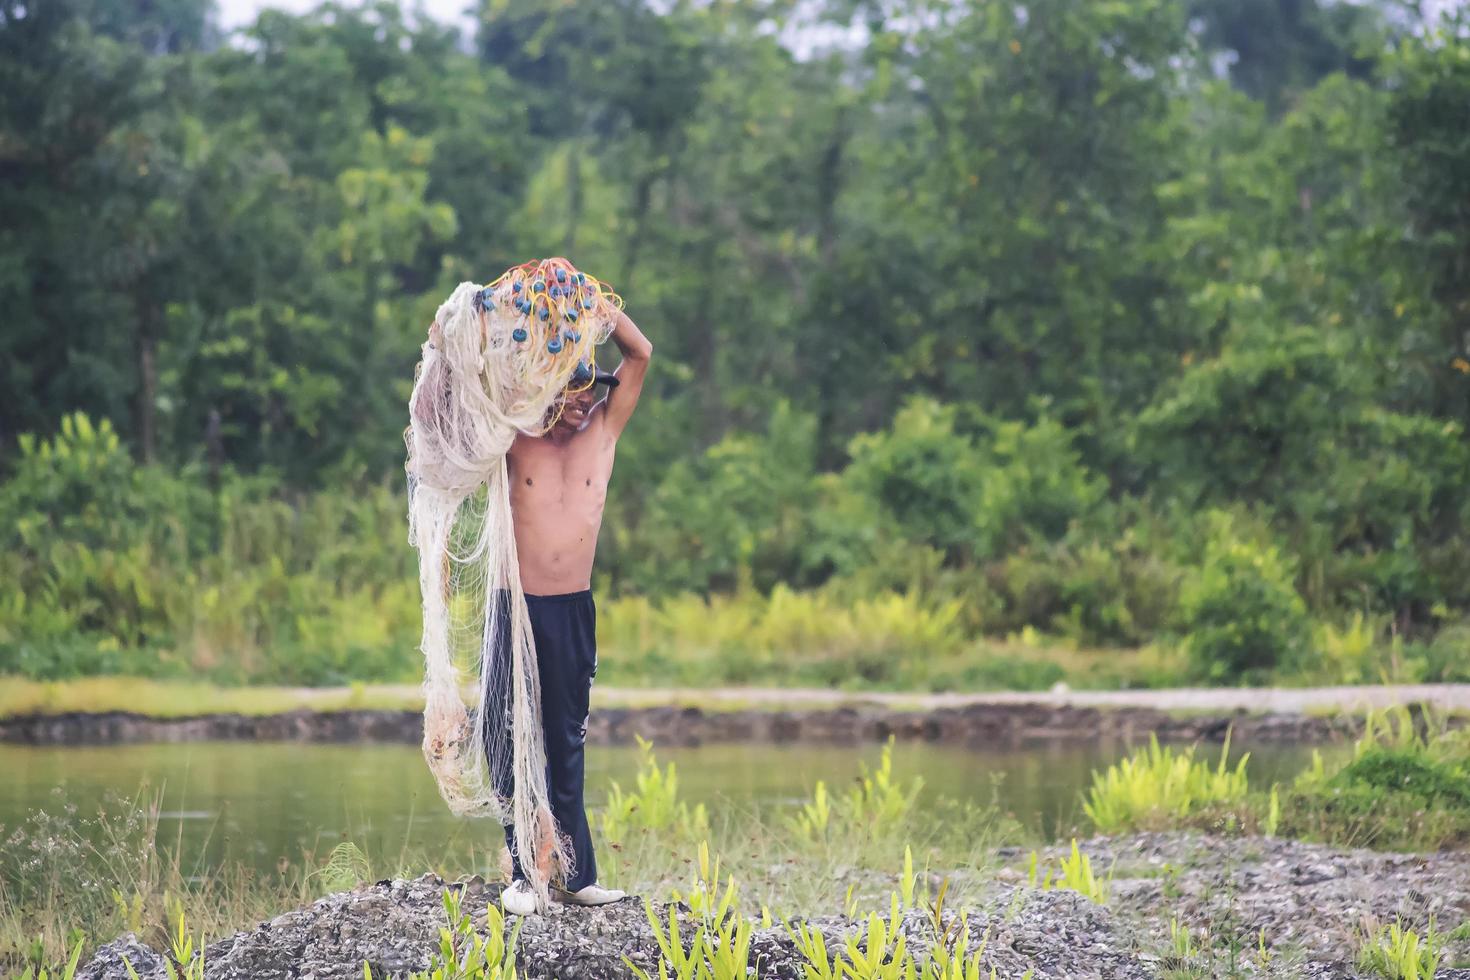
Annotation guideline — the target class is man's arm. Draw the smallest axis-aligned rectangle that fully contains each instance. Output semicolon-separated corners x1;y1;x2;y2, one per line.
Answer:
599;309;652;438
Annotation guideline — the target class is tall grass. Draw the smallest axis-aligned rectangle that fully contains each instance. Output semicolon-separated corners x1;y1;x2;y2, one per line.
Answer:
0;789;315;978
0;427;422;687
1;421;1161;693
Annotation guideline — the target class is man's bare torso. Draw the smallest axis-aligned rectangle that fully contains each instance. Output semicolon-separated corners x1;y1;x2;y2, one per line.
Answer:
415;296;650;596
507;415;616;595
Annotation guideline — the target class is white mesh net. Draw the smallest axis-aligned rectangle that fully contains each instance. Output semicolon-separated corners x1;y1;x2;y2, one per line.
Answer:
404;260;619;909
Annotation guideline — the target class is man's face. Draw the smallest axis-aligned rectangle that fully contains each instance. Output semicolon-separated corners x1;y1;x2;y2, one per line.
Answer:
554;385;598;431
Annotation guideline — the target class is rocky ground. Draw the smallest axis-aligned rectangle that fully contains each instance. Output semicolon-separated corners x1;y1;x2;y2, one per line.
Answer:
77;833;1470;979
1033;833;1470;977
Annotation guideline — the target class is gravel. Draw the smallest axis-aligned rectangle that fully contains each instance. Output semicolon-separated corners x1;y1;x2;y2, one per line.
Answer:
77;834;1470;979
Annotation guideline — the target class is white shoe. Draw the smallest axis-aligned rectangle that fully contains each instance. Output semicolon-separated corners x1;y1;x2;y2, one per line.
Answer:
554;883;626;906
500;880;539;916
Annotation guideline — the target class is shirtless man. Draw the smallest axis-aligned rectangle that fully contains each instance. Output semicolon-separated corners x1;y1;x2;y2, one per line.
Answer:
490;306;652;915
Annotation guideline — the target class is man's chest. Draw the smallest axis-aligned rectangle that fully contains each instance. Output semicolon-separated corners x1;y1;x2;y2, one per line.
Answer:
508;439;616;511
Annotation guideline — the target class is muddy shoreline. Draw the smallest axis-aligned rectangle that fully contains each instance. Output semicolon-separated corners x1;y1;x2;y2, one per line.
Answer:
0;700;1365;746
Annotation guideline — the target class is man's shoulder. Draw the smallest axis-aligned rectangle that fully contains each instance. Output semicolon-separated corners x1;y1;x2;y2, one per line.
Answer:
507;431;549;463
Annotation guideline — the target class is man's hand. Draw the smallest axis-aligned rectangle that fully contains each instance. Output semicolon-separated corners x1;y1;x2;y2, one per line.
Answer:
600;309;652;439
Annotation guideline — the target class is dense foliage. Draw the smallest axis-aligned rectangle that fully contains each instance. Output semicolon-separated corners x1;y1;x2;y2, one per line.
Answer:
3;0;1469;685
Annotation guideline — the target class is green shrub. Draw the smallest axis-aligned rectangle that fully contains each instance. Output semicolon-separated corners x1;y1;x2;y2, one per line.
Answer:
610;402;822;595
839;399;988;565
836;398;1106;569
987;532;1180;646
1282;708;1470;850
1335;748;1470;807
0;414;419;684
1398;621;1470;683
1177;513;1311;683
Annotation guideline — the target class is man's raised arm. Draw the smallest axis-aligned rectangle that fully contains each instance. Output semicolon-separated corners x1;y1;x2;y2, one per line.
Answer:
600;309;652;438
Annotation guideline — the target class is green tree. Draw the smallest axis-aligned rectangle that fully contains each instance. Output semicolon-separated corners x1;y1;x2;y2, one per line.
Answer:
1189;0;1390;111
1384;16;1470;432
810;0;1194;470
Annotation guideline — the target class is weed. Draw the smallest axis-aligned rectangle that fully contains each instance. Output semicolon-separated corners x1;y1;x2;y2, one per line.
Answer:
920;915;989;980
787;738;923;850
313;842;372;896
1254;928;1272;971
790;884;1007;980
1160;863;1182;900
122;903;205;980
385;887;521;980
1026;840;1110;904
626;889;754;980
15;938;83;980
601;737;709;845
1169;916;1196;959
843;738;924;842
787;918;842;980
1083;734;1250;833
668;841;737;925
1055;841;1110;905
1357;917;1443;980
839;896;910;980
788;780;832;841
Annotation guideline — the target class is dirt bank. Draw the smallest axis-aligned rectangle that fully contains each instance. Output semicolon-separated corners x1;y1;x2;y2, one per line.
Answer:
0;700;1366;747
7;684;1465;747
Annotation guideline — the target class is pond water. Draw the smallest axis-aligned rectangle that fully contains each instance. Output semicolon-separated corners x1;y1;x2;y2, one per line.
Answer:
0;738;1340;875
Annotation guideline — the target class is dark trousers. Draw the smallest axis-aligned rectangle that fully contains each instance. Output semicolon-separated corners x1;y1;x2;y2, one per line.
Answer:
485;590;599;892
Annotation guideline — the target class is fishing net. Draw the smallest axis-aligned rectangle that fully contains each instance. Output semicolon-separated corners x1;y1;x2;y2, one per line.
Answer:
404;258;622;909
